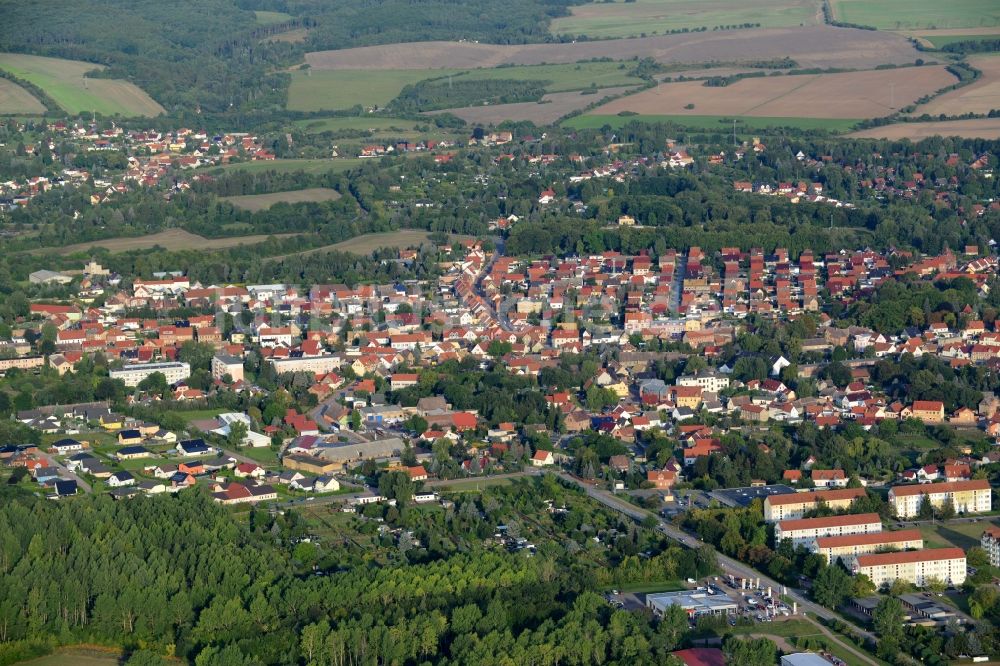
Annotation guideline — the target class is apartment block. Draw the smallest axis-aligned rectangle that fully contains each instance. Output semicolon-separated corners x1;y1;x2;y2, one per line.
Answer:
109;361;191;387
774;513;882;547
851;548;966;588
815;529;923;562
763;487;867;522
888;479;991;519
982;526;1000;568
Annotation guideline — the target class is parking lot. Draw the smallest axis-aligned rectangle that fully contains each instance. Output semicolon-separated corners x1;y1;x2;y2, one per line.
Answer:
605;575;794;625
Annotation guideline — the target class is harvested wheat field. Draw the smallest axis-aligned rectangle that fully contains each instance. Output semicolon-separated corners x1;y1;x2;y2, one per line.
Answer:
589;66;955;119
849;119;1000;140
914;56;1000;117
48;229;299;255
0;78;45;113
222;188;342;212
305;26;922;72
429;87;636;125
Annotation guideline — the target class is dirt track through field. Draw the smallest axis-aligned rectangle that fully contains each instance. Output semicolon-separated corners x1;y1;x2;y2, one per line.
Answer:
305;26;923;72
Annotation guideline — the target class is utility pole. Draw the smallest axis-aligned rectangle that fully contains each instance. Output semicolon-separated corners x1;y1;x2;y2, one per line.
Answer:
889;82;895;109
733;118;737;147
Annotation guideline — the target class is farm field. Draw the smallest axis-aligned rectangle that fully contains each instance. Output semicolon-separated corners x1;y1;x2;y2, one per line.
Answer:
222;187;342;212
431;86;637;125
288;69;457;111
0;53;164;116
849;118;1000;139
829;0;1000;31
47;229;299;255
287;62;643;112
304;26;922;72
564;114;860;132
254;10;293;24
270;230;475;259
587;67;956;119
550;0;821;39
216;158;365;175
0;77;45;113
914;55;1000;116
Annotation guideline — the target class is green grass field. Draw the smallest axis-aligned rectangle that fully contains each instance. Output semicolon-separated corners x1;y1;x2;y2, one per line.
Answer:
0;53;164;116
921;33;1000;48
254;10;294;24
550;0;820;38
288;69;458;111
16;652;120;666
215;158;365;175
222;187;342;212
287;62;643;111
450;62;644;92
831;0;1000;30
293;116;419;133
563;114;859;132
918;520;996;550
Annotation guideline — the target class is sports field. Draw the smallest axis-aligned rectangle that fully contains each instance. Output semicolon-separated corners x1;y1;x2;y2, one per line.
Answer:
0;77;45;113
222;187;342;212
217;158;365;175
287;62;643;112
587;66;955;120
49;229;299;255
0;53;164;116
551;0;821;39
830;0;1000;31
564;114;860;132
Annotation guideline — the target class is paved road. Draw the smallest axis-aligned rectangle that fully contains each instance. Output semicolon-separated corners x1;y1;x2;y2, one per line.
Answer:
40;452;93;493
555;471;878;646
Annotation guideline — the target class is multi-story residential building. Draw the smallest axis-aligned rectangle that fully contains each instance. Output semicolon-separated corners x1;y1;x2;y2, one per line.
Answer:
268;355;340;375
211;354;245;382
982;526;1000;567
676;369;730;393
815;529;923;562
851;548;966;588
911;400;945;424
109;361;191;387
888;479;992;519
763;487;867;522
774;513;882;547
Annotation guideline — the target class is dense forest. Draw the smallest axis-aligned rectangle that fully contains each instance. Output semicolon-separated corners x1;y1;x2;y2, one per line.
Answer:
0;477;714;665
